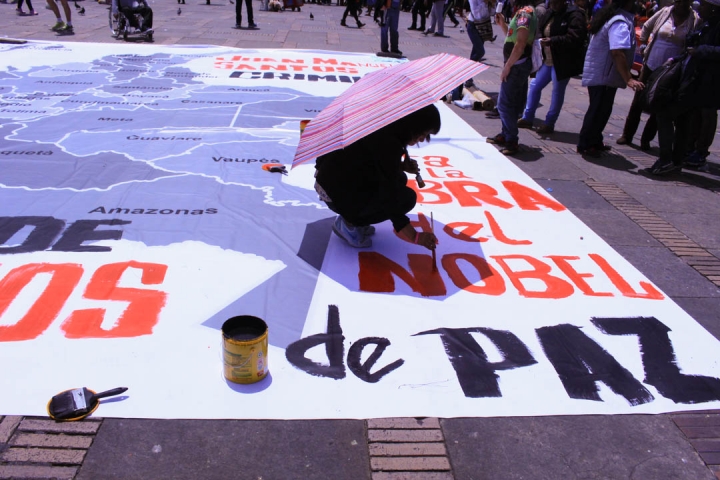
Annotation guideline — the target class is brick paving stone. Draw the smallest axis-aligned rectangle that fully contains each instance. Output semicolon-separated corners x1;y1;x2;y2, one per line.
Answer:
372;472;454;480
0;465;77;480
0;416;22;443
369;443;447;456
693;439;720;452
371;456;451;471
10;432;94;449
367;418;440;429
673;415;720;427
0;447;86;464
19;419;101;434
677;426;720;438
700;452;720;465
368;430;444;443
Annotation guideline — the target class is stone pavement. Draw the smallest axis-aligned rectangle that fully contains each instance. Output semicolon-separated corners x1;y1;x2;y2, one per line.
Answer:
1;2;720;478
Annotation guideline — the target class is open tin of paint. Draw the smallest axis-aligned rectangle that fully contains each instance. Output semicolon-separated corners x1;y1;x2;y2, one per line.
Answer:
222;316;268;384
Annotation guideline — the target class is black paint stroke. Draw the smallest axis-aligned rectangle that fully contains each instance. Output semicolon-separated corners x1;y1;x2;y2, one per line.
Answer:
414;327;537;398
536;323;654;406
592;316;720;404
285;304;345;379
347;337;405;383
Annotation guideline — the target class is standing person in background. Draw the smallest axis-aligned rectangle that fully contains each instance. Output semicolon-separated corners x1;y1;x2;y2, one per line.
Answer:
380;0;401;52
341;0;366;27
576;0;644;157
407;0;428;29
616;0;698;149
650;0;720;174
450;0;492;99
444;0;461;27
47;0;73;33
517;0;588;134
235;0;257;29
486;0;537;155
424;0;447;36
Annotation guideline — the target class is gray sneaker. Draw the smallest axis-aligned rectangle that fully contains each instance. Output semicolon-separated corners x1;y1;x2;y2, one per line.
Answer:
332;216;371;248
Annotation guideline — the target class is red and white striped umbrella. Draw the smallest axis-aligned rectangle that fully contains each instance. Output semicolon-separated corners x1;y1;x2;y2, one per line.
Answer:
292;53;489;168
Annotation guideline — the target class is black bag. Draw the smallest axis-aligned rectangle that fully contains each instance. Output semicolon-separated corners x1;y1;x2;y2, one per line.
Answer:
642;55;686;113
473;17;496;42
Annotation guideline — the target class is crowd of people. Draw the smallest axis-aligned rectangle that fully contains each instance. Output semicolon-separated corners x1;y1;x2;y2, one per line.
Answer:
482;0;719;174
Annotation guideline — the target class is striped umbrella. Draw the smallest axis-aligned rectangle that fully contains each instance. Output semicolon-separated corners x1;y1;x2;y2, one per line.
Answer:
292;53;489;168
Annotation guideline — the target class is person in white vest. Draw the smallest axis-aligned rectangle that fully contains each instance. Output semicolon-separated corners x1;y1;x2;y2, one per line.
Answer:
577;0;644;157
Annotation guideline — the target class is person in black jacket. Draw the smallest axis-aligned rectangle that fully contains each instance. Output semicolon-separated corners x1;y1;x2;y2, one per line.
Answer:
650;0;720;175
314;105;441;249
517;0;588;134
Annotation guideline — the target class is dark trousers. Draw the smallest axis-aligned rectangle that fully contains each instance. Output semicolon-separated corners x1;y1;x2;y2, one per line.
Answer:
443;0;458;25
578;85;617;150
235;0;254;26
342;2;361;24
621;65;657;144
657;102;692;166
326;186;416;231
380;7;400;52
410;0;427;29
687;107;718;155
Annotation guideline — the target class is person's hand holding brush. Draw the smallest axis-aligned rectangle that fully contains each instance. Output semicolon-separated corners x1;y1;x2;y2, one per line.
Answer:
398;223;437;250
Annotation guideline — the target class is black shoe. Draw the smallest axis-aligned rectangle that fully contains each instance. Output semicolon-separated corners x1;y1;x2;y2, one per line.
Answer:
649;160;681;176
340;20;347;26
390;49;402;56
577;146;601;158
433;32;445;37
407;25;417;30
248;22;258;28
357;22;365;27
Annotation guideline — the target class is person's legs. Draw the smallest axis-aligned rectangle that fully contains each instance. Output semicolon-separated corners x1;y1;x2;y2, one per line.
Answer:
141;5;152;29
466;20;485;61
121;7;140;27
245;0;255;26
235;0;242;25
619;65;652;143
388;8;399;51
47;0;64;29
579;85;609;151
426;3;437;32
591;86;616;147
444;0;458;25
652;102;690;174
58;0;71;23
354;186;417;227
498;60;532;145
695;108;718;156
380;17;389;51
521;63;551;122
434;0;445;34
544;68;570;127
409;0;420;28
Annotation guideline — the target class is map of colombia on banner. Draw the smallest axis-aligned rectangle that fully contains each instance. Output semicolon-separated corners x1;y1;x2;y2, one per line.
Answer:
1;41;719;419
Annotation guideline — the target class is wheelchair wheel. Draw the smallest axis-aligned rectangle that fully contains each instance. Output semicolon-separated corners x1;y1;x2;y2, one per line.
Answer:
109;8;120;37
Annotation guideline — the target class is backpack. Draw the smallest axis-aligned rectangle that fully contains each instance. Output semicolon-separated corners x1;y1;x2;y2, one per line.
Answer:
641;54;686;113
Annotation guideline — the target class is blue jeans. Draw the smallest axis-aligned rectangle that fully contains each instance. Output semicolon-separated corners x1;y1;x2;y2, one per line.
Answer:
451;21;486;100
522;63;569;127
381;8;400;52
497;59;532;144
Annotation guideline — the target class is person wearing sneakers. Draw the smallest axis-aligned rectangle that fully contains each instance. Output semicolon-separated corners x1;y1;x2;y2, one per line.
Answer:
576;0;644;157
516;0;587;135
314;105;441;250
486;0;537;155
424;0;447;36
47;0;73;34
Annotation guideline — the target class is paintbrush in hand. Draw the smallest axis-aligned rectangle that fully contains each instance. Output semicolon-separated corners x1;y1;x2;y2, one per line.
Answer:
431;212;437;272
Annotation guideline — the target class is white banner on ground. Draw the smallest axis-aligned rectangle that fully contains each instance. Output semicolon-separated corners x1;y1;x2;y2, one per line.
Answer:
1;42;719;419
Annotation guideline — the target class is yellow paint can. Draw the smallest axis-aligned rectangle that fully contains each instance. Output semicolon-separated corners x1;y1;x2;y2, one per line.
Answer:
222;316;268;384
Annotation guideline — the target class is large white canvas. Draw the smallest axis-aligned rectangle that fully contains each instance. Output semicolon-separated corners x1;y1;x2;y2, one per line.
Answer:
1;42;719;419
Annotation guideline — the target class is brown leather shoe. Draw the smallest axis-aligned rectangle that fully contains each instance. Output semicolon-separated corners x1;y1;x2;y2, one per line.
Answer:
616;136;630;145
517;118;533;129
536;123;554;134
